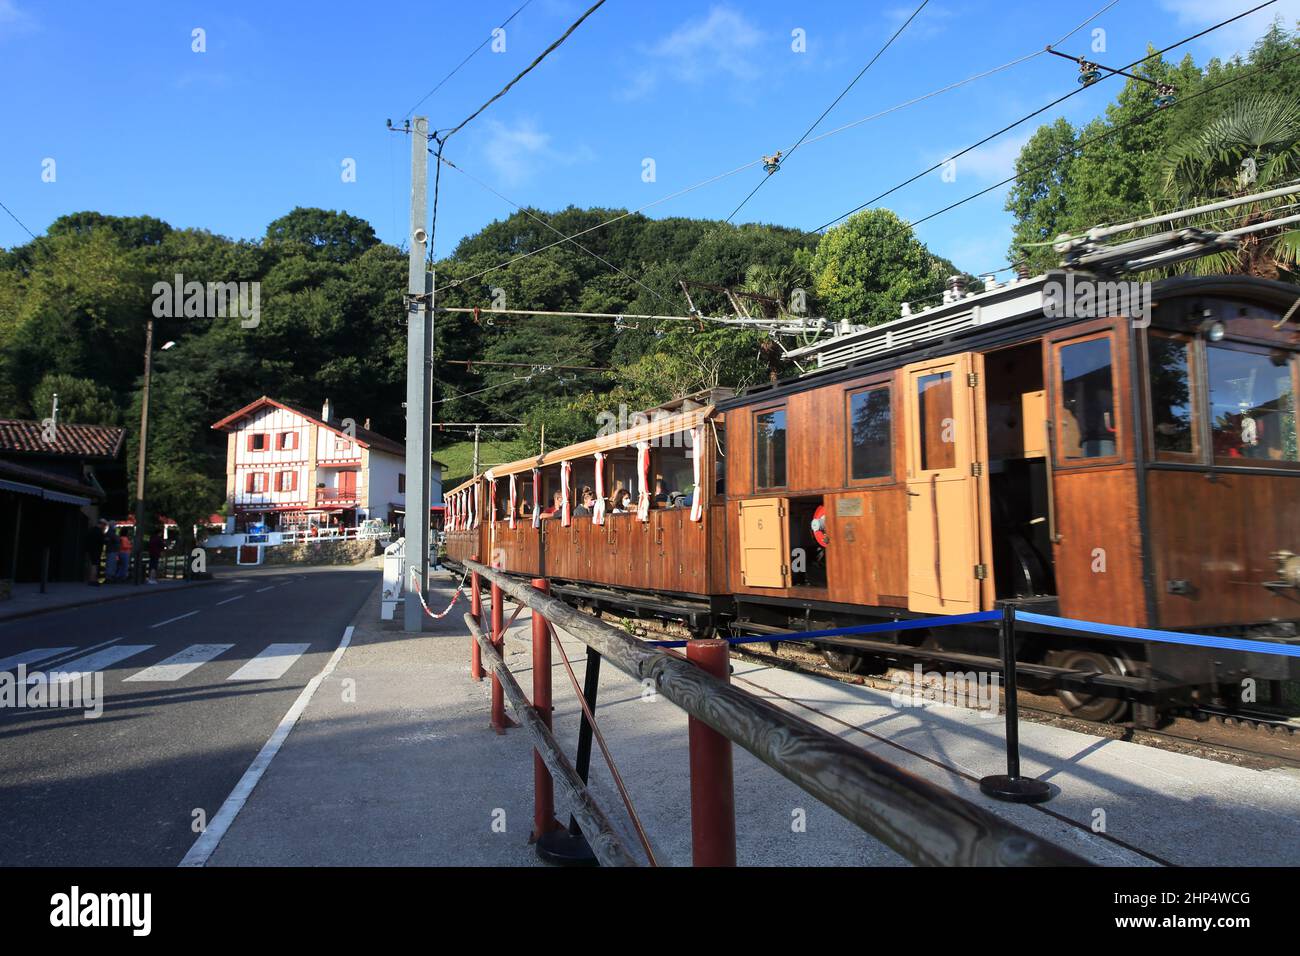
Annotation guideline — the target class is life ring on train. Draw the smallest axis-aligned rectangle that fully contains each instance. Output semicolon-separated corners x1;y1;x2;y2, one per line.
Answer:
811;505;829;548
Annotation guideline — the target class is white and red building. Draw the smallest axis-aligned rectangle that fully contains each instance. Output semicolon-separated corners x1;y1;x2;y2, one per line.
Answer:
212;397;443;532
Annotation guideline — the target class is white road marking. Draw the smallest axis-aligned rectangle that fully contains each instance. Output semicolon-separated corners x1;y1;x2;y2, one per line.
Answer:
226;643;312;681
255;586;276;593
0;647;74;671
180;626;354;867
150;610;200;629
215;595;244;606
27;645;154;684
124;644;234;682
34;637;122;671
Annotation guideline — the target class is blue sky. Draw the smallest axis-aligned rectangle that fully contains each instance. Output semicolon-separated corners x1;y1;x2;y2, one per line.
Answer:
2;0;1297;277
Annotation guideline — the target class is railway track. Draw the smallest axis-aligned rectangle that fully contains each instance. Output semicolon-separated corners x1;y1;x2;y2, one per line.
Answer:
721;637;1300;771
594;611;1300;770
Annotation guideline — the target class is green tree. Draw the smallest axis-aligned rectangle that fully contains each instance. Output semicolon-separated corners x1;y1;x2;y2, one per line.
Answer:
809;209;956;325
32;373;121;425
1161;92;1300;276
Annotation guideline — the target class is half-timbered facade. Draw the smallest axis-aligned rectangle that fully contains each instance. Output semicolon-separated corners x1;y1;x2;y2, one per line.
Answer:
212;397;443;531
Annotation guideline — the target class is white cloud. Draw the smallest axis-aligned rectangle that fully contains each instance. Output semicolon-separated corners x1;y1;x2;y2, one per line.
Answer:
934;133;1031;183
480;118;594;187
623;6;763;99
0;0;36;40
1158;0;1300;61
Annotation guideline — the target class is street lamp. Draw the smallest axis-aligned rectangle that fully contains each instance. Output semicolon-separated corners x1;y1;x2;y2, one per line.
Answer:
131;324;174;583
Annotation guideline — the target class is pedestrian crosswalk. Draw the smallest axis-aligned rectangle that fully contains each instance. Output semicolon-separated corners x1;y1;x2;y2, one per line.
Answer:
1;642;314;684
123;644;234;682
227;643;312;681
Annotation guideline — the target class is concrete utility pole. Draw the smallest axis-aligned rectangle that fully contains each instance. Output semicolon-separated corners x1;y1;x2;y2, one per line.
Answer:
403;117;433;632
132;317;154;584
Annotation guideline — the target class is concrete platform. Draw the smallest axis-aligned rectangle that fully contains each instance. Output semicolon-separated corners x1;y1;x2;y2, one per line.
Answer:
202;575;1300;867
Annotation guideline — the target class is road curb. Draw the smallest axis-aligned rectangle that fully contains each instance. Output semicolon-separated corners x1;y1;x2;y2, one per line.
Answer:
0;579;215;624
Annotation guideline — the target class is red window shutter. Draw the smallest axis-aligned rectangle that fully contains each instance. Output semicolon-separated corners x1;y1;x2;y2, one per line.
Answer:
290;471;298;492
247;434;254;452
245;473;253;493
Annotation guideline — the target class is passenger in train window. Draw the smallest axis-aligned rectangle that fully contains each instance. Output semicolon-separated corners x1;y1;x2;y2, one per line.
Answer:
542;490;564;517
609;480;626;513
653;477;670;506
574;487;595;517
611;489;632;513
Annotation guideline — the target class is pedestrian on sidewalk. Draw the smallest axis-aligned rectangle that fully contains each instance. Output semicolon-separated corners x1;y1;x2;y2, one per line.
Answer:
147;529;163;584
85;518;107;586
117;528;133;582
103;521;121;582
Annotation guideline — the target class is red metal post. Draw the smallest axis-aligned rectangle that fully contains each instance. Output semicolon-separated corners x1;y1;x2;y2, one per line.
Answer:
470;558;483;682
490;580;507;733
687;639;737;867
529;578;560;841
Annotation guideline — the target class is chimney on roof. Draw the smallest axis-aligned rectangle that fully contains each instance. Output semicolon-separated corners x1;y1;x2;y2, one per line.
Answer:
364;418;371;431
322;398;332;423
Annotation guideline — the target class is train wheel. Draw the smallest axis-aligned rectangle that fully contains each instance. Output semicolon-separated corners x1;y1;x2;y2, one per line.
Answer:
821;646;887;676
1047;649;1130;722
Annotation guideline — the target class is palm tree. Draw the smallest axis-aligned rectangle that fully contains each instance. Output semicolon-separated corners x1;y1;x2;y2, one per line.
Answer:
1161;93;1300;278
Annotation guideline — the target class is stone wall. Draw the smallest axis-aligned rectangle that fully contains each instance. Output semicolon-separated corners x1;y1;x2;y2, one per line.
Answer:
205;538;380;567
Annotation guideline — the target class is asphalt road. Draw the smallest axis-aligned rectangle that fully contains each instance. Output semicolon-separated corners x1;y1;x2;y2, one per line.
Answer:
0;565;375;866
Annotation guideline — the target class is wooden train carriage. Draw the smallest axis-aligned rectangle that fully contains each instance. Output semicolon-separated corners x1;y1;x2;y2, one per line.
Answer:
724;271;1300;714
442;406;728;627
443;269;1300;719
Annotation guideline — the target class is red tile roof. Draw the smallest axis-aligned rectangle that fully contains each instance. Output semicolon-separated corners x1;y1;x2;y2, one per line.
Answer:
0;420;125;459
211;396;407;457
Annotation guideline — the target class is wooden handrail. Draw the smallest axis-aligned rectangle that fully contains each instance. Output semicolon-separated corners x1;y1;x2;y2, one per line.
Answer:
464;611;640;867
465;559;1090;867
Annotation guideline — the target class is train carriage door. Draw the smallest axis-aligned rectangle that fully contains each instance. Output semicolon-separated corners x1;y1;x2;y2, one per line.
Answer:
738;498;789;588
903;352;993;614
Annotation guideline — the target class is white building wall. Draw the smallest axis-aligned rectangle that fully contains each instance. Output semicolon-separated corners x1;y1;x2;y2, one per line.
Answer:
366;450;405;518
230;406;312;510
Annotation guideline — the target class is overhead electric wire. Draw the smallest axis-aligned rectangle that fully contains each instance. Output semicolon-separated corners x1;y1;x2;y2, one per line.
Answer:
808;0;1280;234
405;0;535;119
0;199;37;241
794;0;1121;155
428;0;1120;296
433;151;677;309
836;44;1300;325
439;0;607;142
721;0;931;225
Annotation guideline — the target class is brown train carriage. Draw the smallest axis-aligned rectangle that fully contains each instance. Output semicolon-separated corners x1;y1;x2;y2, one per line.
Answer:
444;270;1300;722
443;404;728;629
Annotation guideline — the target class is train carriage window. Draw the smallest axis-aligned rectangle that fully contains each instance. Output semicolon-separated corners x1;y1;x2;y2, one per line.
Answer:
755;408;787;489
917;371;955;471
1148;331;1198;458
847;384;892;480
1207;342;1298;466
1056;335;1118;461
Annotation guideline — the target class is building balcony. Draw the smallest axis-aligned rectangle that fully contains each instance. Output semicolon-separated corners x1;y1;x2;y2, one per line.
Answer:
316;486;362;506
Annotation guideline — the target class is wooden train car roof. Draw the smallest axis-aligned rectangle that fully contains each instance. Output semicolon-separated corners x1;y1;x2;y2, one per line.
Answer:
445;405;714;496
719;271;1300;412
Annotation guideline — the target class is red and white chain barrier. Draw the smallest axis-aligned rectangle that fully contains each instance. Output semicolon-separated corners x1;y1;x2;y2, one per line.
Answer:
409;567;470;620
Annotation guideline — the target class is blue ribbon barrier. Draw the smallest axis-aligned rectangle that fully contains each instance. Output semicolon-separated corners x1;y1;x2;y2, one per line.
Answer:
649;607;1300;659
1014;610;1300;659
647;610;1001;648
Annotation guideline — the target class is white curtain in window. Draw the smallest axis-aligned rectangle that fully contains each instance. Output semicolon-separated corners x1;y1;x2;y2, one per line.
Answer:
592;452;606;526
636;441;651;522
